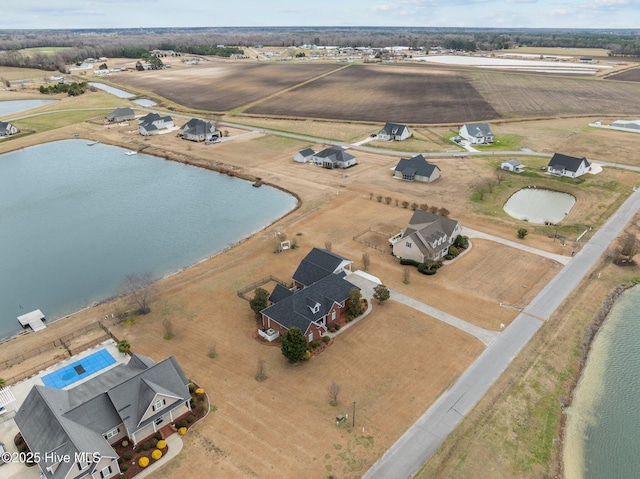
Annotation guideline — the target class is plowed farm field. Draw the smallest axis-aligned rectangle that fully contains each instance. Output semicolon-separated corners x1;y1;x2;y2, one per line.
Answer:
111;62;345;111
246;64;500;123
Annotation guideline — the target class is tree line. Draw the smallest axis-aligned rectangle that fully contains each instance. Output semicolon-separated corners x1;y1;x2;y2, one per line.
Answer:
0;27;638;72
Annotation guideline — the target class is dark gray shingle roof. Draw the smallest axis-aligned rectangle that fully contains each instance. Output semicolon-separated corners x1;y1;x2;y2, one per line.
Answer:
548;153;590;173
292;248;350;287
395;154;439;178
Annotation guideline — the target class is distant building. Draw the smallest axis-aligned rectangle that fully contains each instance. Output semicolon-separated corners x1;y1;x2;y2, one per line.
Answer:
459;123;494;144
393;154;441;182
311;146;357;169
0;121;19;136
378;122;411;141
179;118;220;142
106;107;135;123
294;148;315;163
138;112;174;136
612;119;640;131
547;153;591;178
501;159;525;173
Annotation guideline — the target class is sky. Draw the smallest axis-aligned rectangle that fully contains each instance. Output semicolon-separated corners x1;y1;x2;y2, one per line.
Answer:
1;0;639;30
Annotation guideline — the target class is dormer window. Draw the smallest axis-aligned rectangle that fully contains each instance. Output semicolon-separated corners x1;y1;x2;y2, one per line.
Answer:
152;399;166;412
308;302;321;314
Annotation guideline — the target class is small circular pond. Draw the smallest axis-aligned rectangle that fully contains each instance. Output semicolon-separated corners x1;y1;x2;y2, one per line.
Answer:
503;188;576;224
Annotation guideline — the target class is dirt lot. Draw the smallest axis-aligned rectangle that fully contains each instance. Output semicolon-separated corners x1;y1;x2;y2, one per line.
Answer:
606;66;640;82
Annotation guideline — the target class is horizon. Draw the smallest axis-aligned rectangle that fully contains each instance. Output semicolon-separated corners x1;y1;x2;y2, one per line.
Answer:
2;0;640;30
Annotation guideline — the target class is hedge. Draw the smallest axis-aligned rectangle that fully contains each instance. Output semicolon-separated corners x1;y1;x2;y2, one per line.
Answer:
400;258;420;266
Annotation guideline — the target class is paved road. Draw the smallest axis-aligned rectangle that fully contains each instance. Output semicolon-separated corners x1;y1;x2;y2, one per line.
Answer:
364;187;640;479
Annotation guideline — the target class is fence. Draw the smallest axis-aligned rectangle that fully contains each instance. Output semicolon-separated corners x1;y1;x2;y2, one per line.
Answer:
236;275;287;302
352;227;393;254
1;321;121;385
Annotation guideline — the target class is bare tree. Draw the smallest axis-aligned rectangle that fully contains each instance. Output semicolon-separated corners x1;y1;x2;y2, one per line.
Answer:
255;358;267;382
207;344;217;359
325;241;332;252
328;381;341;406
619;232;639;262
163;319;174;340
403;268;411;284
362;252;370;271
122;272;156;314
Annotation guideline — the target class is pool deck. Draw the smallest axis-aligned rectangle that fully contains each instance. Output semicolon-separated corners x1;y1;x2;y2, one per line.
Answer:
0;340;128;479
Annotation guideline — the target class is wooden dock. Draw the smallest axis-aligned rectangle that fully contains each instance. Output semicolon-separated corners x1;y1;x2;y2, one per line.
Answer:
17;309;47;332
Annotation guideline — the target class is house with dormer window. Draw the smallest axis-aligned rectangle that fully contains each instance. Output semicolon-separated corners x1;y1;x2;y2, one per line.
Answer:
391;210;462;263
378;122;411;141
14;354;191;479
260;248;358;343
138;112;174;135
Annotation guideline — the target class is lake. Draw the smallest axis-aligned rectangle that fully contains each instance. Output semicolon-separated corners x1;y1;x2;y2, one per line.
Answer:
564;287;640;479
0;99;58;118
503;188;575;224
0;139;297;340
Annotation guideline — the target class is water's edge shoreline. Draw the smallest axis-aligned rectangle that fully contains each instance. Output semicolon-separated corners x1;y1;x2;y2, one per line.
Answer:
0;136;301;345
557;281;639;478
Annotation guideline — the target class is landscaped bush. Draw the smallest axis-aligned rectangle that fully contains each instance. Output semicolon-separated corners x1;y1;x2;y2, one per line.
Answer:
322;335;330;343
178;427;187;435
334;324;340;331
121;464;128;472
195;387;204;395
400;258;420;266
310;340;321;349
156;440;166;450
121;440;129;447
188;382;196;393
186;414;196;424
154;432;162;440
418;262;438;275
190;398;195;408
142;441;152;451
139;457;149;468
151;449;162;460
150;438;158;448
174;421;185;429
122;451;133;461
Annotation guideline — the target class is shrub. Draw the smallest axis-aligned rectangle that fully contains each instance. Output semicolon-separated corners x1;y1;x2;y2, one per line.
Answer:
190;398;195;408
448;245;458;257
334;324;340;331
518;228;528;239
139;457;149;468
304;350;311;360
121;440;129;447
142;441;151;451
322;335;330;343
122;450;133;461
156;440;166;450
178;427;187;435
174;421;185;429
187;414;196;424
155;432;162;440
400;258;420;266
195;388;204;395
150;438;158;448
151;449;162;460
118;457;123;464
310;340;321;349
188;382;196;393
121;464;128;472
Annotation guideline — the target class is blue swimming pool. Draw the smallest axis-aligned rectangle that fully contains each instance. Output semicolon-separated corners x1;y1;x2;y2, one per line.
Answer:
42;349;116;389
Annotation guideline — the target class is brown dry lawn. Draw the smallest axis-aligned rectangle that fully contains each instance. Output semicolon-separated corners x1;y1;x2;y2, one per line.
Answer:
2;77;640;478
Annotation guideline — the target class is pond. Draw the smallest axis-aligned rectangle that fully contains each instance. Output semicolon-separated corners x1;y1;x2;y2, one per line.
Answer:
0;99;58;117
88;82;135;98
0;139;297;340
503;188;575;224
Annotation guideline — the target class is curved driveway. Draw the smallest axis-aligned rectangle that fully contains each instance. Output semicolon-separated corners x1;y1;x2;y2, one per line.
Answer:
364;186;640;479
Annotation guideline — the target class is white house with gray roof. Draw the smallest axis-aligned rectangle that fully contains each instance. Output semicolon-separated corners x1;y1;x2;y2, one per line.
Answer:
105;107;135;123
391;210;462;263
14;354;191;479
311;146;356;169
394;154;441;182
547;153;591;178
501;159;525;173
459;123;494;144
378;122;411;141
138;112;174;135
294;148;315;163
0;121;18;137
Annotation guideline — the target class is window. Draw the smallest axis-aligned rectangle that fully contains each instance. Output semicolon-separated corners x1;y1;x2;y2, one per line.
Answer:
152;399;166;412
331;310;336;321
308;332;313;342
406;242;411;248
100;465;112;478
104;427;120;440
154;416;164;426
78;458;89;470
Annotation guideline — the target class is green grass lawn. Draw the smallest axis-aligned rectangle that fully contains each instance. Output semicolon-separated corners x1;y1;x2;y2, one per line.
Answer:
474;134;523;150
15;110;105;133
